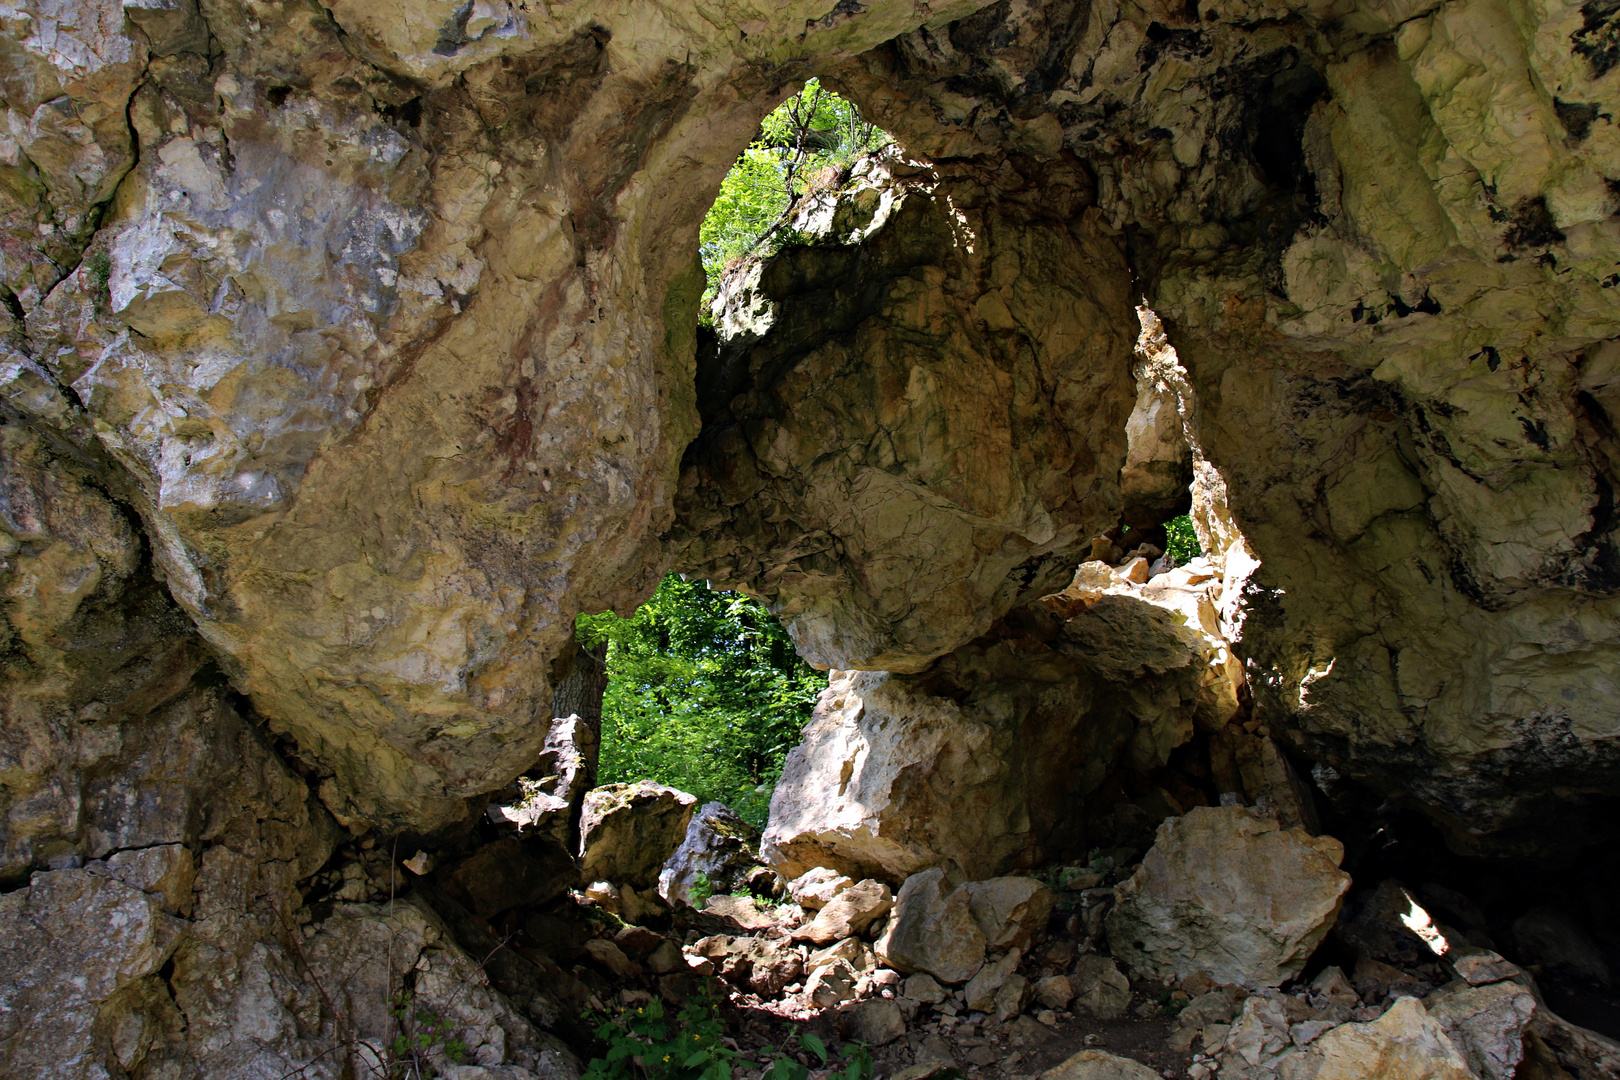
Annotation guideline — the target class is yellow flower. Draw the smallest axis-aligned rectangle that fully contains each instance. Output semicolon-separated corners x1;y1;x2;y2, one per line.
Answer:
663;1056;671;1063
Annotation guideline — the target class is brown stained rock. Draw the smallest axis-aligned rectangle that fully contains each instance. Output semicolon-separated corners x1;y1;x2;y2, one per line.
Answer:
1107;806;1350;988
808;936;877;974
793;878;892;945
806;958;859;1009
103;844;196;916
875;868;986;985
646;940;683;975
1040;1049;1162;1080
583;938;639;980
703;894;778;931
692;935;804;997
906;972;948;1004
995;973;1034;1021
579;783;697;891
966;877;1057;953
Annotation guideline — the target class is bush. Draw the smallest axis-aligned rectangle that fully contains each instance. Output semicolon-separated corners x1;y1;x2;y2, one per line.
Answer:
1165;513;1202;564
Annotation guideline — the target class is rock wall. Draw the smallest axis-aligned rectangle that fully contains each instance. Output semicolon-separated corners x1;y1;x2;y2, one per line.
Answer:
3;0;1620;1073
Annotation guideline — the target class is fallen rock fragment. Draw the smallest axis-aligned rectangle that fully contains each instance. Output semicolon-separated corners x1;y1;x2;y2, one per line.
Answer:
1425;980;1536;1080
793;878;892;944
1034;973;1075;1010
1041;1049;1162;1079
1071;955;1130;1019
1278;996;1473;1080
692;935;804;997
847;998;905;1046
875;868;986;984
966;876;1057;952
806;959;859;1008
788;866;855;910
704;893;778;930
579;783;698;890
1107;806;1349;987
658;801;764;906
965;948;1022;1012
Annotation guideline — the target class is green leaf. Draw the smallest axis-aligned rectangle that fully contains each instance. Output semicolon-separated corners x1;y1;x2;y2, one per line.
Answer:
800;1034;827;1066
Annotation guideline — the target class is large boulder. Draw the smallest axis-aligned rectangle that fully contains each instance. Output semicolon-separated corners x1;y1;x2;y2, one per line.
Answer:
658;801;765;907
1424;981;1537;1080
1276;997;1474;1080
579;783;697;891
1106;806;1350;988
875;868;986;985
1040;1050;1162;1080
966;877;1057;953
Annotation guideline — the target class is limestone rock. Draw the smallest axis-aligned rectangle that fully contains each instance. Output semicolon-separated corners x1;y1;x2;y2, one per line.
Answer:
1034;974;1075;1010
487;718;599;848
0;870;185;1080
793;879;893;945
702;894;778;932
692;935;804;998
788;867;855;911
658;801;764;907
579;783;697;891
995;973;1034;1022
1070;956;1130;1020
965;949;1023;1013
1040;1050;1162;1080
809;937;877;975
847;999;906;1047
906;972;948;1005
806;959;859;1009
1278;997;1474;1080
1425;980;1536;1080
1107;807;1350;987
875;868;986;985
966;877;1057;952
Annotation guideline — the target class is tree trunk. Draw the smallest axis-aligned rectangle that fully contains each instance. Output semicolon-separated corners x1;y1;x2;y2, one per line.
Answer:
550;636;608;734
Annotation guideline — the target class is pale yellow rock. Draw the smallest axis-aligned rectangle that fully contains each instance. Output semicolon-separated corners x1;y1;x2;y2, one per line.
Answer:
1041;1049;1162;1080
1279;997;1475;1080
1107;806;1350;987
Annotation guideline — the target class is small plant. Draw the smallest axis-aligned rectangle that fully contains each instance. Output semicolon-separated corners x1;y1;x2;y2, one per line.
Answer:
687;871;714;910
583;994;735;1080
1154;990;1189;1017
386;991;467;1077
758;1034;871;1080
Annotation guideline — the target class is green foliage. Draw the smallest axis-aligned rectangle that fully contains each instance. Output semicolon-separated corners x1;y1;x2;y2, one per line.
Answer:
584;996;734;1080
687;871;714;910
577;574;828;828
583;1000;873;1080
386;991;467;1077
1165;513;1202;564
699;79;892;309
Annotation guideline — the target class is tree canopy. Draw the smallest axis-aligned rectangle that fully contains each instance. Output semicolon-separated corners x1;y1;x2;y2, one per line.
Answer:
699;79;891;309
577;575;828;827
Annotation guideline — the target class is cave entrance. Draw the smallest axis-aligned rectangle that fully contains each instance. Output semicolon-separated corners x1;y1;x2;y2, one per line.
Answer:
695;78;898;312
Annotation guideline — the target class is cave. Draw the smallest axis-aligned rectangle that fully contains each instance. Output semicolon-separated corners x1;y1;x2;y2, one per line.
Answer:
2;0;1619;1077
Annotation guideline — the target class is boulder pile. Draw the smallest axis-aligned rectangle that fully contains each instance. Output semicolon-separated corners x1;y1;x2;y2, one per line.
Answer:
539;795;1617;1080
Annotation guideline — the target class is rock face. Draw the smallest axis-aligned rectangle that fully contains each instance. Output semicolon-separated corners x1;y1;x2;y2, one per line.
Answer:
1107;807;1351;988
578;782;698;891
658;801;765;907
761;558;1247;881
4;0;1620;1073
